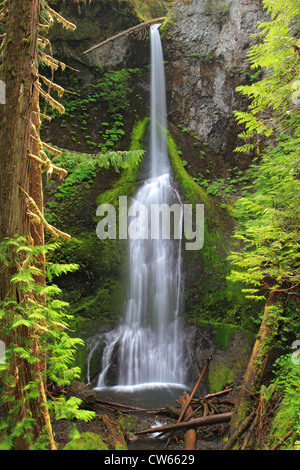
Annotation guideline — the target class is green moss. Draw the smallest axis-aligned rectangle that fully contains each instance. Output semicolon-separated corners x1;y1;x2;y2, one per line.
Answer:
168;132;209;208
97;118;148;207
207;361;236;393
64;432;109;450
214;323;240;349
130;117;150;151
160;11;176;40
206;325;253;393
269;400;294;448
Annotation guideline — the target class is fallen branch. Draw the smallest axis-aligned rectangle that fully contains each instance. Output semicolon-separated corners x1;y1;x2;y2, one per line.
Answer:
177;358;211;424
135;412;233;436
83;17;166;54
198;388;232;401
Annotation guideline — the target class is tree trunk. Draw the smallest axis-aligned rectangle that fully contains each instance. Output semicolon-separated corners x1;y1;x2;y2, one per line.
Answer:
225;290;279;448
178;392;196;450
0;0;55;450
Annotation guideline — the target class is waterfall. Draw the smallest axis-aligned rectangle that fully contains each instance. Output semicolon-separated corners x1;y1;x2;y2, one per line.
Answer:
91;24;187;393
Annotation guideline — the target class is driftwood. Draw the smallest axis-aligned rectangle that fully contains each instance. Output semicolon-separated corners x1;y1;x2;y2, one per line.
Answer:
83;17;167;54
135;412;233;436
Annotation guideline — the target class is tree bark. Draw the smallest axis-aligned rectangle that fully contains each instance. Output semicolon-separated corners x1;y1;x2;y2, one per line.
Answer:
0;0;55;450
226;290;279;448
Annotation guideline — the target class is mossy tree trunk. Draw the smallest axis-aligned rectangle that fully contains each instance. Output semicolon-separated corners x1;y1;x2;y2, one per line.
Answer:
225;290;279;449
0;0;55;450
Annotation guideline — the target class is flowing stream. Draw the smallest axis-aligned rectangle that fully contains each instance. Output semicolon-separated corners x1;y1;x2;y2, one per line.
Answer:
90;25;188;405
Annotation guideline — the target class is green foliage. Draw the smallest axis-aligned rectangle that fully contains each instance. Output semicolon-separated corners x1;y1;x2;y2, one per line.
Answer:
44;68;142;152
97;118;149;207
167;132;209;208
47;396;95;422
0;236;95;449
267;355;300;448
228;0;300;439
234;0;300;153
228;131;300;303
45;147;143;225
229;0;300;311
192;167;253;199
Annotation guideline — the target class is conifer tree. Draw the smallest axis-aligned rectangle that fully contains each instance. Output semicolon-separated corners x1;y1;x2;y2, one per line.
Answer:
0;0;75;450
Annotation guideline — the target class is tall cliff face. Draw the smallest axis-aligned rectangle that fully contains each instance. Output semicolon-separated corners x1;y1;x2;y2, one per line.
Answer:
163;0;265;159
47;0;265;164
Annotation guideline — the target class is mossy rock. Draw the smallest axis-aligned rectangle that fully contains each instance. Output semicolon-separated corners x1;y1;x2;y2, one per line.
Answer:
64;432;109;450
207;328;254;393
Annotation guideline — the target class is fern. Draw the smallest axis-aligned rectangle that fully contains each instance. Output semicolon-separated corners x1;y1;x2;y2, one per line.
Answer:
235;0;300;152
0;236;95;447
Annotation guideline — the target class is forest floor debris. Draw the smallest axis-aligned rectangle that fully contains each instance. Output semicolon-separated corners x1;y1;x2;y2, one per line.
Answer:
51;384;237;450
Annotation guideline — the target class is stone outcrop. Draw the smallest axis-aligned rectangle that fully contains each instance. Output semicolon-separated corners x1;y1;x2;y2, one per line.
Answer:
163;0;266;156
47;0;139;65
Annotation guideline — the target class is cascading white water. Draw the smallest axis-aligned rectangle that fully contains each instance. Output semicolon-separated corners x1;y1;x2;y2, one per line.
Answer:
93;24;187;393
149;23;169;179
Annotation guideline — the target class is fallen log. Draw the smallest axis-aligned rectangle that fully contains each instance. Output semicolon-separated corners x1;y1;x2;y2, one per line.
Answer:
95;398;167;414
102;415;127;450
135;412;233;436
83;17;167;55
